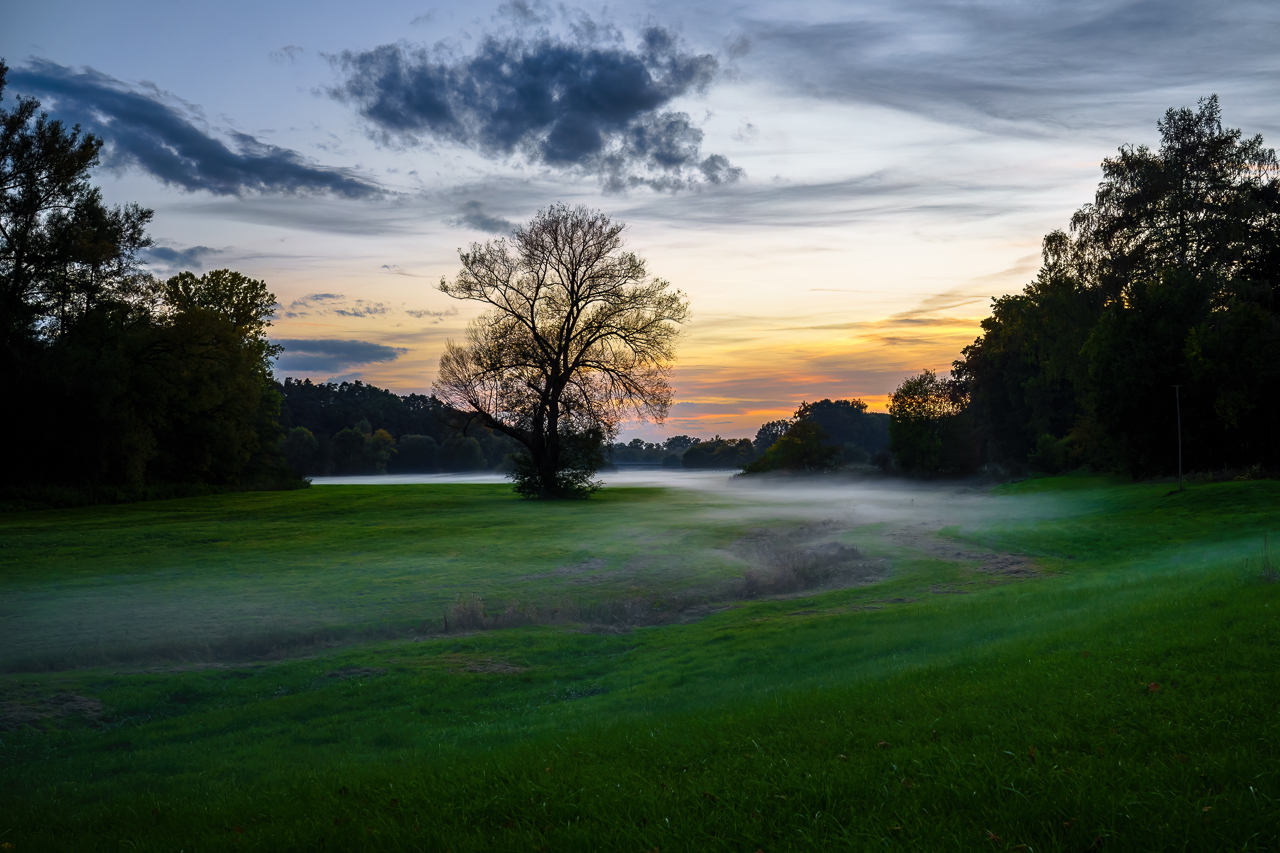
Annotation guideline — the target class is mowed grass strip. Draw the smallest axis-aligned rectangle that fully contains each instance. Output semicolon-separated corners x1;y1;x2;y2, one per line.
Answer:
1;478;1278;850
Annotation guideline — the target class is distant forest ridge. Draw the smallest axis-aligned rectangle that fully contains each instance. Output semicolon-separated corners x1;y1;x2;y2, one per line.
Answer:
276;376;889;475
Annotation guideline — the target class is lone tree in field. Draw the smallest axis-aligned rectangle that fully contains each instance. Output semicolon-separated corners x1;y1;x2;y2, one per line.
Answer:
435;204;689;498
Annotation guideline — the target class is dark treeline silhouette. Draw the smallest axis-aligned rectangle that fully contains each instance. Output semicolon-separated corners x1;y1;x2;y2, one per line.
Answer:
605;436;753;469
741;399;890;475
276;378;521;476
602;399;889;474
607;436;696;468
744;399;890;475
683;437;757;469
889;97;1280;479
0;62;300;505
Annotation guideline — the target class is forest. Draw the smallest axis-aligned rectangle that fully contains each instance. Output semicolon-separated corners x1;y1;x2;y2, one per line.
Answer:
275;378;890;476
887;97;1280;479
0;60;297;505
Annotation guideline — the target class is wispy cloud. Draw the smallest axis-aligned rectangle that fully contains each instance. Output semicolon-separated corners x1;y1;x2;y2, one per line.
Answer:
448;201;514;234
281;293;457;323
272;338;408;374
381;264;423;277
269;45;305;63
406;308;459;320
742;0;1280;134
10;59;383;198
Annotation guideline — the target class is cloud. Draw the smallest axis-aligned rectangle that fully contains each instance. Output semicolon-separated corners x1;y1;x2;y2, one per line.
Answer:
329;22;743;191
281;294;456;323
381;264;425;276
448;201;514;233
285;293;345;313
332;301;392;318
272;338;408;374
140;244;222;272
496;0;550;25
743;0;1280;135
405;307;459;320
9;59;382;198
323;371;367;384
269;45;305;63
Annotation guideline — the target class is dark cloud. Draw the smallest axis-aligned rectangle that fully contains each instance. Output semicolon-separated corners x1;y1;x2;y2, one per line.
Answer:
141;244;221;272
744;0;1280;134
272;338;408;374
330;24;742;191
9;59;382;198
448;201;514;233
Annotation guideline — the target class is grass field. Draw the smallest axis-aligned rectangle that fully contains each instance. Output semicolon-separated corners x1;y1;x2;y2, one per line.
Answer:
1;475;1278;851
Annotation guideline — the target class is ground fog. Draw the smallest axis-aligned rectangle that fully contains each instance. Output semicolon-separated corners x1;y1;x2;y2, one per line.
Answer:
0;472;1210;671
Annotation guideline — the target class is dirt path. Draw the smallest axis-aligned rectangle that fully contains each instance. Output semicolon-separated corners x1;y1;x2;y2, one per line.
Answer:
884;520;1039;579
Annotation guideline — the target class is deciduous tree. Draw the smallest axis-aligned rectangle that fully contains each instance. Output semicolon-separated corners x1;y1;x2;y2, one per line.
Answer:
435;204;689;498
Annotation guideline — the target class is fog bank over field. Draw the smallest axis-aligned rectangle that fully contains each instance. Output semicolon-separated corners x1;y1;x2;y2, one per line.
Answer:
1;475;1069;672
310;470;1060;530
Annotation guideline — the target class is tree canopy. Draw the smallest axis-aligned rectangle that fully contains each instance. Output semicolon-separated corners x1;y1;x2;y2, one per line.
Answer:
951;95;1280;477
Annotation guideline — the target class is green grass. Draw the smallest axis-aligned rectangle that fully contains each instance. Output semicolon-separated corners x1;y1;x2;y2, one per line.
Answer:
2;476;1278;850
0;484;799;669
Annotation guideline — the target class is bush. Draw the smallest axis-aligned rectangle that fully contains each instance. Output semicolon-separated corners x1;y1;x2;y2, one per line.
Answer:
509;429;606;499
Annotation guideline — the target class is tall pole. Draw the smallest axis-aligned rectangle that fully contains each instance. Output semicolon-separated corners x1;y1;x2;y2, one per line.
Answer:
1173;385;1184;491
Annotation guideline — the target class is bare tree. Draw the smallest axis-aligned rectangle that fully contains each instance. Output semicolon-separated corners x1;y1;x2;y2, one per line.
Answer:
435;204;689;498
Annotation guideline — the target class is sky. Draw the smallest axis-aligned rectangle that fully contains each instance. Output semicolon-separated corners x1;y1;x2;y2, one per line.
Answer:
5;0;1279;441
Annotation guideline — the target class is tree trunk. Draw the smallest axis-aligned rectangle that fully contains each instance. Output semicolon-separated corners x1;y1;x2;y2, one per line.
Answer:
539;399;561;497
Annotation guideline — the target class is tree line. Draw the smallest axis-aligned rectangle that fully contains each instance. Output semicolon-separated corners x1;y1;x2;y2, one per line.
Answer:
602;399;891;473
1;62;300;504
276;378;521;476
887;97;1280;479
